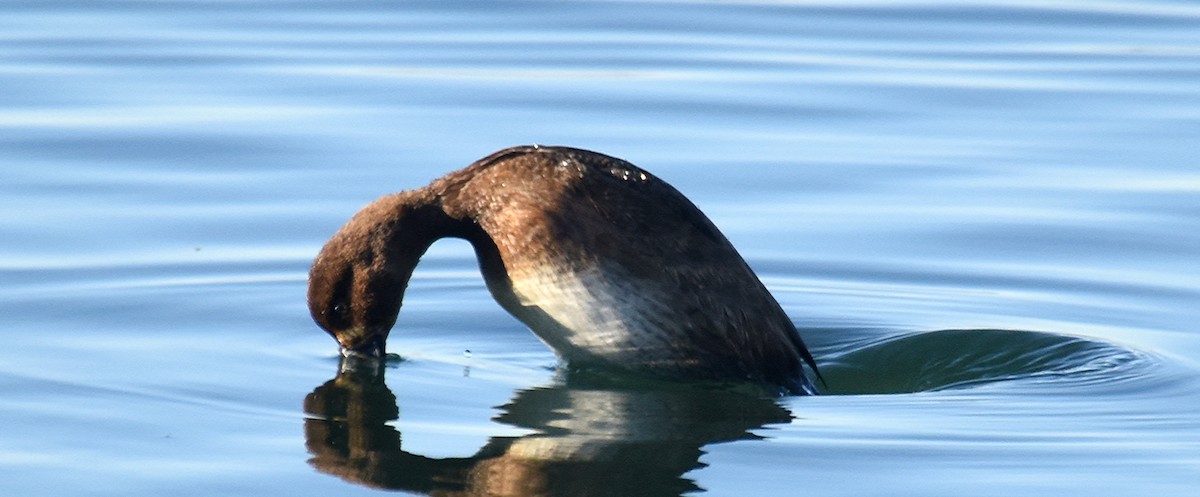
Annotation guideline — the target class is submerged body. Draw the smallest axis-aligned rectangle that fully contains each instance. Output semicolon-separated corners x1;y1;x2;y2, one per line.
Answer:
307;146;822;394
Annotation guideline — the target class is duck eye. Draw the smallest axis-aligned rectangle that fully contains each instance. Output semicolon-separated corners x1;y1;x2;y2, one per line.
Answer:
323;268;354;329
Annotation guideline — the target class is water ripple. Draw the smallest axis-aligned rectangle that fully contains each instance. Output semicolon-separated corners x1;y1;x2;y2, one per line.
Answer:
820;328;1159;395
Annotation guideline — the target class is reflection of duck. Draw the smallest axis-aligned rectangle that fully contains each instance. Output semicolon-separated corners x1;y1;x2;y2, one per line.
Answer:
308;145;822;394
303;359;792;496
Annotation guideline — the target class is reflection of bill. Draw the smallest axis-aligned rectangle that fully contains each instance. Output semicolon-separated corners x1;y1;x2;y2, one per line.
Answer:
303;359;793;497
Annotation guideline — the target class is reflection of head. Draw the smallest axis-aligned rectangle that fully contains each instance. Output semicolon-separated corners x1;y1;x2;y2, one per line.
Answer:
303;362;793;496
303;361;478;493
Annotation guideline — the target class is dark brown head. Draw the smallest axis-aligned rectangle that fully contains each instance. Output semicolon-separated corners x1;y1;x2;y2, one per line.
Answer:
307;192;455;357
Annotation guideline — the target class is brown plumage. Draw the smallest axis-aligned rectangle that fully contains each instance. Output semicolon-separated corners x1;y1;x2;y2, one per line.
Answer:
307;145;822;394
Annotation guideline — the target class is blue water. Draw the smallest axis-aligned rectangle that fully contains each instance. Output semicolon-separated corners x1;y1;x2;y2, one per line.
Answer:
2;1;1199;495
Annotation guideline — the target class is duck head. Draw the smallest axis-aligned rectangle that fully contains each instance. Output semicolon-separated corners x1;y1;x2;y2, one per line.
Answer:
307;191;465;358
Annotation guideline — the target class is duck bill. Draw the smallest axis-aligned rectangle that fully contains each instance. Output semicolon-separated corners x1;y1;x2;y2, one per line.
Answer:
340;334;386;359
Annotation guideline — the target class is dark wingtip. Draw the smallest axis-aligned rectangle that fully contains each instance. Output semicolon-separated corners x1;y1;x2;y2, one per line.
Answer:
814;368;829;392
799;347;829;394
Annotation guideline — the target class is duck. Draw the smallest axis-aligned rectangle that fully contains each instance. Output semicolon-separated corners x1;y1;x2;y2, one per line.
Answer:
307;145;823;394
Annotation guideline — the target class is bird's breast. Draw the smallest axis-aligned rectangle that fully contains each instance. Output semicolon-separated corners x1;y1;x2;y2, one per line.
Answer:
502;260;682;368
